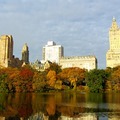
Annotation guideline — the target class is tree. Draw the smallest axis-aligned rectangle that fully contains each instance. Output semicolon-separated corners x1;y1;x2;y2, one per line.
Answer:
32;71;46;92
46;62;62;74
111;66;120;91
67;67;86;89
19;66;34;92
104;67;112;91
86;69;109;92
2;67;20;92
59;67;86;90
46;70;57;87
54;80;62;90
0;72;8;92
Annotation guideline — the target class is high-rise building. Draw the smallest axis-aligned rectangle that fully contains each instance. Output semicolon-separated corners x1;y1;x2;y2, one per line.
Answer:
22;43;29;64
0;35;13;67
106;17;120;68
42;41;64;64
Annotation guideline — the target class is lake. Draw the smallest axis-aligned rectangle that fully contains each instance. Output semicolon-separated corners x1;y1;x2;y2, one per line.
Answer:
0;92;120;120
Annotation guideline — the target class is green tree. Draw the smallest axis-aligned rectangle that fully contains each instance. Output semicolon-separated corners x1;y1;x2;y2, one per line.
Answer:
0;69;8;92
111;66;120;91
86;69;109;93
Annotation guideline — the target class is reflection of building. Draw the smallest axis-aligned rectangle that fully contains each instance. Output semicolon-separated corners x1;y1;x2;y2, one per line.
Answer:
28;112;49;120
22;43;29;64
109;116;120;120
106;17;120;68
42;41;64;64
0;35;23;68
60;114;97;120
0;116;24;120
60;56;97;71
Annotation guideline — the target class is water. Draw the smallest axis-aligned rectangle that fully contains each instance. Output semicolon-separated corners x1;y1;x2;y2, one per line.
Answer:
0;92;120;120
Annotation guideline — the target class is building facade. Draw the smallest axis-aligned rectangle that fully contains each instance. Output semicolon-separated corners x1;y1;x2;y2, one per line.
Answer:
22;43;29;64
0;35;13;67
42;41;64;64
60;56;97;71
106;17;120;68
0;35;23;68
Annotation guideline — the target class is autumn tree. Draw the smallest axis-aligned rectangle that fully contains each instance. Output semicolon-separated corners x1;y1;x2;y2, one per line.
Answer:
3;67;20;92
19;65;34;92
46;70;57;88
59;67;86;90
32;71;47;92
111;66;120;91
67;67;86;89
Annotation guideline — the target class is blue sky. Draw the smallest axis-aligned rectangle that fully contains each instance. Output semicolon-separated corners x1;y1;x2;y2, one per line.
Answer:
0;0;120;68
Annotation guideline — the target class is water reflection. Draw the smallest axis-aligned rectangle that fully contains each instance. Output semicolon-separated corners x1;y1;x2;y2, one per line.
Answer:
0;92;120;120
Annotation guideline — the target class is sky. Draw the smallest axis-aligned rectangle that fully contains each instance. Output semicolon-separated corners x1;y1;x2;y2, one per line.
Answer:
0;0;120;68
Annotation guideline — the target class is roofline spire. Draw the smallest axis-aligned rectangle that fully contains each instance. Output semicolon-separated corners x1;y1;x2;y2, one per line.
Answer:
112;16;116;22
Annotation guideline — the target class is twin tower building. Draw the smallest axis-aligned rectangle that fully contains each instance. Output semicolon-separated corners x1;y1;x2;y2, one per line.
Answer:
0;17;119;69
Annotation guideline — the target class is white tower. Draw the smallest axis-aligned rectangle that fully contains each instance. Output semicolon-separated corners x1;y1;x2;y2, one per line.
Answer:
42;41;64;64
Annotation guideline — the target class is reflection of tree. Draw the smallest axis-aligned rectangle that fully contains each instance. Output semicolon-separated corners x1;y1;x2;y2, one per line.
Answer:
5;115;20;120
45;94;62;120
32;92;84;119
1;92;120;119
32;93;47;114
86;93;103;103
0;93;33;118
46;95;56;115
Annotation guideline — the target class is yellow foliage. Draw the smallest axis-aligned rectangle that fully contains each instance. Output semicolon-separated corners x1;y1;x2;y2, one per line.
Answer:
54;80;62;90
47;70;57;87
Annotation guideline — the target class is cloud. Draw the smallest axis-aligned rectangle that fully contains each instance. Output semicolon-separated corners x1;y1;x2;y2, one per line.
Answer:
0;0;120;68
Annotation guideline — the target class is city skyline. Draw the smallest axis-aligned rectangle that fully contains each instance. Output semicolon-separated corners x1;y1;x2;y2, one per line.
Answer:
0;0;120;68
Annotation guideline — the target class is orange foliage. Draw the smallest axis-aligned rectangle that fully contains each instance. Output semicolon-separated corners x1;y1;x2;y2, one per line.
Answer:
6;68;20;81
47;70;57;87
0;67;20;92
20;67;34;81
59;67;86;83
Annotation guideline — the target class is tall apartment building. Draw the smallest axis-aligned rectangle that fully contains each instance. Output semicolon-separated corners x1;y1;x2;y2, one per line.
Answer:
22;43;29;64
106;17;120;68
0;35;24;68
42;41;64;64
0;35;13;67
